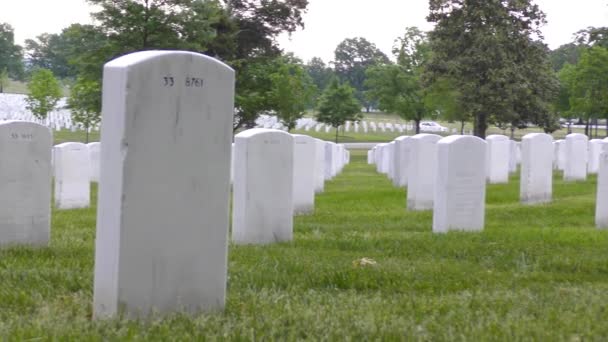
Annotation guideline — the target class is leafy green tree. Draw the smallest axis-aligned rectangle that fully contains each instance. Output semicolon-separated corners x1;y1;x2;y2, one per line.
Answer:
26;69;63;120
269;60;316;131
549;43;583;72
426;0;557;138
333;37;390;112
555;63;577;133
366;27;432;134
569;46;608;137
305;57;334;105
576;26;608;48
25;33;73;78
0;23;24;80
68;77;101;143
316;78;362;143
87;0;222;54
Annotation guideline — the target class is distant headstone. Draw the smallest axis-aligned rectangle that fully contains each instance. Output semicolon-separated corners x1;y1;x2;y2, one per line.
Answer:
324;141;335;180
0;121;52;246
564;133;588;181
393;136;411;187
54;142;90;209
314;138;325;193
292;134;316;214
387;141;396;182
486;135;510;183
588;139;603;174
433;135;487;233
87;142;100;182
508;140;518;173
232;128;293;244
520;133;554;204
93;51;234;318
407;133;442;210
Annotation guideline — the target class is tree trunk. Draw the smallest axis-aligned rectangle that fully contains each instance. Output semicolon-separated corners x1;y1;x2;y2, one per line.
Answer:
414;119;420;134
585;119;590;137
605;118;608;138
510;126;515;140
335;126;339;143
460;120;465;135
474;112;487;139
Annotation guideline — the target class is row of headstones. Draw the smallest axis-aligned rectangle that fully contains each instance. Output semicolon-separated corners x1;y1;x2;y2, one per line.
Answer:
369;133;608;231
232;129;349;243
0;94;98;131
553;137;608;177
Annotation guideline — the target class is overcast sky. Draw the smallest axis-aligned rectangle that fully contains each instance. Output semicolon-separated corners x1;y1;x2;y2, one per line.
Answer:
2;0;607;63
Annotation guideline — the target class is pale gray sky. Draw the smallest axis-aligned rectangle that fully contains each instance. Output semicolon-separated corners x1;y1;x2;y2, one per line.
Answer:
2;0;607;63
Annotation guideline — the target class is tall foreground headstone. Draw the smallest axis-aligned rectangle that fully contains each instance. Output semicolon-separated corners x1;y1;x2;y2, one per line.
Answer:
232;128;294;244
0;121;52;246
433;136;487;233
520;133;554;204
54;142;90;209
486;135;510;183
564;133;588;181
597;150;608;228
87;142;101;182
93;51;234;318
292;134;316;214
407;134;442;210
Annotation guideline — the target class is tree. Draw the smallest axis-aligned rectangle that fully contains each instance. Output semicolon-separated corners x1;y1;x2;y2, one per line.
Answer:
68;77;101;143
87;0;222;54
269;60;316;131
0;23;24;80
25;33;73;79
316;78;362;143
304;57;334;103
26;69;62;120
333;37;390;112
426;0;557;138
569;46;608;137
555;63;577;133
366;27;431;134
549;43;583;72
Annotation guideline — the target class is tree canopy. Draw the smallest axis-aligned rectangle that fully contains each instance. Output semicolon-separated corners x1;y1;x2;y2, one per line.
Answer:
26;68;62;120
316;78;362;142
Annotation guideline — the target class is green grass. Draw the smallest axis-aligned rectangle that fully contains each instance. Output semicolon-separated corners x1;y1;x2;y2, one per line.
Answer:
53;129;100;145
1;151;608;339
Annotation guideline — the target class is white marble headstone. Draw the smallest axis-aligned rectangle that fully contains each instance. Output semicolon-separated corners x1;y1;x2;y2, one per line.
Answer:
292;134;316;214
393;136;411;187
564;133;588;181
520;133;554;204
314;138;325;193
54;142;90;209
433;135;487;233
486;135;510;183
0;121;52;246
93;51;234;318
588;139;603;174
232;128;294;244
407;133;442;210
87;142;100;182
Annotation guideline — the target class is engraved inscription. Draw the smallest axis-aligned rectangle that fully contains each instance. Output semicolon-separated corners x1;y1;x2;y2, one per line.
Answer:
163;76;175;87
185;77;204;88
9;132;34;141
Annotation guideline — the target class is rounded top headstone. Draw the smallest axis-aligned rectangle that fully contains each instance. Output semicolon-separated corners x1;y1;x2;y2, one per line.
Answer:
486;134;509;141
438;134;486;146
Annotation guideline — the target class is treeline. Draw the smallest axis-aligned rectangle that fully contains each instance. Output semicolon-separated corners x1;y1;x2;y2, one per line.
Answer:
0;0;606;138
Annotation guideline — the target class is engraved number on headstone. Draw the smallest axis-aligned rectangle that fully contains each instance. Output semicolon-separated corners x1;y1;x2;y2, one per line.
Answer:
9;132;34;140
185;77;204;88
163;76;175;87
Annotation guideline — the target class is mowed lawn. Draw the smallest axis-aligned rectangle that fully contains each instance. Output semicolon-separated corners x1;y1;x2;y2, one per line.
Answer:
1;150;608;339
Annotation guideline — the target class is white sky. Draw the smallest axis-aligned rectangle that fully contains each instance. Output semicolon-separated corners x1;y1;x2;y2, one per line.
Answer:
2;0;607;63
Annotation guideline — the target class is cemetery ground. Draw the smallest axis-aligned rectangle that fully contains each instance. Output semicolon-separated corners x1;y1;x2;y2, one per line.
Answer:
2;151;608;339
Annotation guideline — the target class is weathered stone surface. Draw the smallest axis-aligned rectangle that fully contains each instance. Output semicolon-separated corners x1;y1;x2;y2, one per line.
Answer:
93;51;234;318
588;139;603;174
87;142;100;182
0;121;52;246
520;133;554;204
407;133;442;210
54;142;90;209
393;136;411;187
486;135;510;184
292;134;316;214
564;133;588;181
314;138;325;193
232;128;294;244
433;135;487;233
